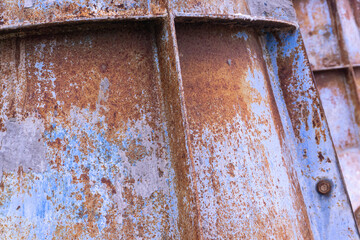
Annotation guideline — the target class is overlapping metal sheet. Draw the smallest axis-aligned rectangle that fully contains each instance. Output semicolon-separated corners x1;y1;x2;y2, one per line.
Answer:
294;0;360;232
0;0;358;239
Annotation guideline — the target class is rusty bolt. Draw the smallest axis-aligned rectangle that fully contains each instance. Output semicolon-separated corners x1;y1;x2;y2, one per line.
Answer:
316;180;332;195
355;206;360;224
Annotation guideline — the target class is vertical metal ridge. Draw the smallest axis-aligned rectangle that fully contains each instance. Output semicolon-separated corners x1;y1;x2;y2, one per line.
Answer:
327;0;360;125
259;31;316;240
155;2;204;238
263;29;360;239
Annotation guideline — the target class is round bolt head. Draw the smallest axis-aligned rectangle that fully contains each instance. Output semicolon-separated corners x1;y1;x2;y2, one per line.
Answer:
316;180;332;195
355;206;360;222
355;206;360;230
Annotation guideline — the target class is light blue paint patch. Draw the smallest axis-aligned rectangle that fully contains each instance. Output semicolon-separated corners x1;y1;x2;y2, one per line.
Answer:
0;108;180;238
233;31;248;40
34;62;44;72
246;68;268;99
262;29;360;239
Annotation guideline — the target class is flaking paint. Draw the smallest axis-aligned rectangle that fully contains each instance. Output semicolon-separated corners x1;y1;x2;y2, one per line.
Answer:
0;0;358;239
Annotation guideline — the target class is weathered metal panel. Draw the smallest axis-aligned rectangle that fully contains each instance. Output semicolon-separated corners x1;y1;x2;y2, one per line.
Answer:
314;70;359;151
314;70;360;216
0;0;166;30
155;18;202;239
294;0;360;230
0;0;358;239
171;0;250;15
176;23;312;239
262;30;358;239
0;22;180;239
352;0;360;26
171;0;298;26
245;0;297;22
293;0;343;70
355;67;360;97
293;0;360;67
334;0;360;65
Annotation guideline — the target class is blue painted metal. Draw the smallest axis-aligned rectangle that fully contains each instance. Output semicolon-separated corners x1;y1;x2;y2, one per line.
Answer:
263;29;359;239
0;0;358;239
294;0;360;231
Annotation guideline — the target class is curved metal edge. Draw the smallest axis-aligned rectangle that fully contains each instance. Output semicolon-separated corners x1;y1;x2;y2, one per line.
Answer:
174;13;298;29
0;13;298;40
0;15;167;39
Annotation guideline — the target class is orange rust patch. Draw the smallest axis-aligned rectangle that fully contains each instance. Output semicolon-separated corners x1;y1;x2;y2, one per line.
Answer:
126;140;148;165
78;168;104;237
0;0;166;30
293;0;343;69
177;24;253;128
19;23;163;141
101;178;116;194
318;152;325;162
177;23;313;239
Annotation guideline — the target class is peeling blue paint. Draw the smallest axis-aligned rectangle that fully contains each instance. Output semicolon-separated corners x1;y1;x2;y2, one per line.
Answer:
263;29;359;239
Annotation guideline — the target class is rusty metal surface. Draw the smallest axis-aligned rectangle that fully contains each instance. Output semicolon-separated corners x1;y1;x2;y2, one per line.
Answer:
0;0;300;32
352;0;360;26
334;0;360;65
294;0;360;227
293;0;343;70
355;67;360;97
0;0;358;239
294;0;360;69
177;23;312;239
171;0;297;21
245;0;297;22
314;70;359;151
171;0;250;15
263;30;358;239
0;22;179;239
0;0;166;30
155;17;202;239
171;0;299;28
314;70;360;213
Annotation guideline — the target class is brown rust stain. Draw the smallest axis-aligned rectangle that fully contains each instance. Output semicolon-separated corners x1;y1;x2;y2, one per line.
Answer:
155;20;202;239
353;67;360;111
171;0;249;15
318;151;325;162
0;21;176;238
293;0;343;69
0;38;22;131
275;35;327;147
352;0;360;26
314;70;359;151
177;26;250;128
176;23;313;239
79;167;104;237
19;23;162;138
176;23;285;137
101;178;117;194
126;140;148;165
0;0;166;29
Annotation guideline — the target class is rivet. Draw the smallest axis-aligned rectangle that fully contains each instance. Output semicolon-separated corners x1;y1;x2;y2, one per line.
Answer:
355;206;360;223
316;180;332;195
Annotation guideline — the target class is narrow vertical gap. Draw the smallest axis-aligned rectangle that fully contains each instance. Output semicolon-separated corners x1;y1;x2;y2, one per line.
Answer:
14;37;20;119
326;0;349;66
15;38;20;69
